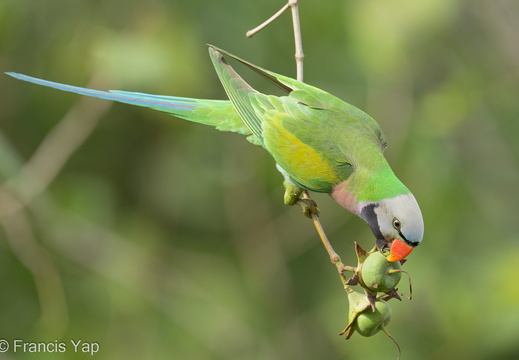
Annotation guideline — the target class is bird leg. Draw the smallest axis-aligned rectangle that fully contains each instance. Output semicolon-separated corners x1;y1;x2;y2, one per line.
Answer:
282;180;320;218
277;164;320;217
282;179;303;205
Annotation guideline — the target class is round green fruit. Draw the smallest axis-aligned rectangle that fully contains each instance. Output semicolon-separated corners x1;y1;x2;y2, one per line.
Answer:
354;300;392;337
360;251;402;293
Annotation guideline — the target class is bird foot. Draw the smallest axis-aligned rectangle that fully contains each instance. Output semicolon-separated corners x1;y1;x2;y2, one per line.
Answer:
281;178;320;218
295;198;320;218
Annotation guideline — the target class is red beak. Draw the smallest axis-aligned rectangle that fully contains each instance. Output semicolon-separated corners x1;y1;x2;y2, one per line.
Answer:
386;239;414;262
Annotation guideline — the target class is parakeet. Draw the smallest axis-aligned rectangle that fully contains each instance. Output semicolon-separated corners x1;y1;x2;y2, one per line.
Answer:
6;45;424;262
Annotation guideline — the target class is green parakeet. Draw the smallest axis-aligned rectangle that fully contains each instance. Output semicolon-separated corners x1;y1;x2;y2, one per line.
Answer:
6;46;424;261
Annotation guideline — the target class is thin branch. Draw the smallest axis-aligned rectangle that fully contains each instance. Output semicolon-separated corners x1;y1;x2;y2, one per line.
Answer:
285;2;337;268
246;1;341;270
300;191;341;265
246;0;304;81
289;0;304;82
246;3;290;38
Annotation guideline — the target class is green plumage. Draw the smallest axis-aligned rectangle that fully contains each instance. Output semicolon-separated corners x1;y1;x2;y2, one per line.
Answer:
6;46;424;256
207;46;399;197
6;46;403;199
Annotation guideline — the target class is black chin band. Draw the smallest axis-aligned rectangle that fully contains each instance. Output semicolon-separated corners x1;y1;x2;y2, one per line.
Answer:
360;203;384;240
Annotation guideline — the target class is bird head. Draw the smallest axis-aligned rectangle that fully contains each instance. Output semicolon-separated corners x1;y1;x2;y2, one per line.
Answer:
359;193;424;262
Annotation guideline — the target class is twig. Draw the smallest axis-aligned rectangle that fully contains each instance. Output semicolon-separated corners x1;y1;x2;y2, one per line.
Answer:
246;0;304;81
288;0;304;82
310;213;340;263
246;1;341;269
311;209;352;293
300;190;341;265
246;3;290;38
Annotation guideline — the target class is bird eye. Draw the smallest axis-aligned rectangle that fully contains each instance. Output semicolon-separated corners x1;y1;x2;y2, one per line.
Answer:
393;218;401;230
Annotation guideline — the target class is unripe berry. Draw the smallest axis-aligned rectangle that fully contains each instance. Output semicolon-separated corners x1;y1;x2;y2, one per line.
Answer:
359;251;402;293
354;300;392;337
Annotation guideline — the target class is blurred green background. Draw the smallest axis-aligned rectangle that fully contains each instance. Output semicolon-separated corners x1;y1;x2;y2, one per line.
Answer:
1;0;518;359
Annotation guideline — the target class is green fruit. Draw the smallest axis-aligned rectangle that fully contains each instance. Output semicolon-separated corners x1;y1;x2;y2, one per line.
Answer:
354;300;392;337
360;251;402;293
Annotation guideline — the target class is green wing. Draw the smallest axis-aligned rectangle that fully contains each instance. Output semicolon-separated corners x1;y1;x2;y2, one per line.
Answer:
208;46;386;192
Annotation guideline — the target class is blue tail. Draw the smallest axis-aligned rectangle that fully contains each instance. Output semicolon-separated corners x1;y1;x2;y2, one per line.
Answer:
7;72;202;112
6;72;252;137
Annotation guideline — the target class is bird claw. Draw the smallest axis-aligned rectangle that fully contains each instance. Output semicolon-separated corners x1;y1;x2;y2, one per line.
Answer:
296;198;320;218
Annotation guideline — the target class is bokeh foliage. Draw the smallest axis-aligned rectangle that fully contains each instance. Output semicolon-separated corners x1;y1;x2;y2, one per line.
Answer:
1;0;518;359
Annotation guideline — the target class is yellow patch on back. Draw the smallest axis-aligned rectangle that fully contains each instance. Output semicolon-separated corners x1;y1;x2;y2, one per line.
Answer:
264;117;341;191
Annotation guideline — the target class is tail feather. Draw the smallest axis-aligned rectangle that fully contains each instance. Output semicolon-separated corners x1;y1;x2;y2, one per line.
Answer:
5;72;253;139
